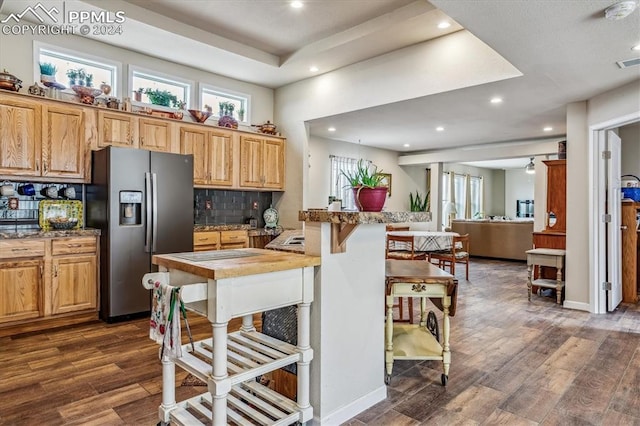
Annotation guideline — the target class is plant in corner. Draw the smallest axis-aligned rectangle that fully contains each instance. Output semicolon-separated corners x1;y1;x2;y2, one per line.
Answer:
342;159;388;212
409;190;430;212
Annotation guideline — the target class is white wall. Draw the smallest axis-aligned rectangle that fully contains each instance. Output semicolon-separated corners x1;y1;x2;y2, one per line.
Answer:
0;24;275;126
504;169;535;218
308;136;427;211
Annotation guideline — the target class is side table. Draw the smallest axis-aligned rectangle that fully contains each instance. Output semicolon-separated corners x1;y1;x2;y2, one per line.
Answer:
526;248;566;304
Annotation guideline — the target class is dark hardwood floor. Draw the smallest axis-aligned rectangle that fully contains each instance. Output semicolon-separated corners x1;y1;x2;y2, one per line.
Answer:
1;258;639;425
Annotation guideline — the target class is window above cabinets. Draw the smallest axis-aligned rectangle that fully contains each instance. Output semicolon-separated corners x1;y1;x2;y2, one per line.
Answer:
130;68;191;110
201;85;250;124
35;42;120;96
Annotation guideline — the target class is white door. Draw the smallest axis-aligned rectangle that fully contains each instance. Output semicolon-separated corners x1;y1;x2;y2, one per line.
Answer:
607;130;622;311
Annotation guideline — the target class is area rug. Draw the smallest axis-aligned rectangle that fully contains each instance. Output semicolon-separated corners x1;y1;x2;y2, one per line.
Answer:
181;373;207;386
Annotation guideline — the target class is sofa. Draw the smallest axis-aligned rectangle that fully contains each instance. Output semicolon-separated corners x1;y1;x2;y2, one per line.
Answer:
451;219;533;261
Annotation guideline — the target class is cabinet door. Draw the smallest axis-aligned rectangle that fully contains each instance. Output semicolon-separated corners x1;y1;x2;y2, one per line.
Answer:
262;137;285;190
41;104;87;180
209;129;233;186
240;135;264;187
139;118;172;152
0;259;43;323
0;97;41;176
545;160;566;232
98;111;136;148
181;126;209;185
51;254;97;314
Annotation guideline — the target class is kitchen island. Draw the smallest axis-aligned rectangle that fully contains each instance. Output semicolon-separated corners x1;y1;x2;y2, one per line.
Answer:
150;248;320;426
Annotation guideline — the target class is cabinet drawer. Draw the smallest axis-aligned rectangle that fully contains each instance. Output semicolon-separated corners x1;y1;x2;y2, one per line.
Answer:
220;230;248;245
52;237;97;255
0;240;46;259
194;232;220;247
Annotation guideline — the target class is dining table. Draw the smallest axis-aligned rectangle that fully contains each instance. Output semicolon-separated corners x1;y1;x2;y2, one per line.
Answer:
386;230;459;253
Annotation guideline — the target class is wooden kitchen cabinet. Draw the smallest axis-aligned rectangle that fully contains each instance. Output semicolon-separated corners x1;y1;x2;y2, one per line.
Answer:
193;230;248;251
42;103;88;180
239;135;285;190
0;236;100;337
0;95;42;177
180;125;233;186
98;110;136;148
139;117;173;152
621;201;639;303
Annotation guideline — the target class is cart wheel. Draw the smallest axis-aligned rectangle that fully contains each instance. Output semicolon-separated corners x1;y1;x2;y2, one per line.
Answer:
427;311;439;342
385;374;391;385
441;374;448;386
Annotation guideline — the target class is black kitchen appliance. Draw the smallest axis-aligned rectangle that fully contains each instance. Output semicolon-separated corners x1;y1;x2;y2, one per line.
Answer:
87;147;193;322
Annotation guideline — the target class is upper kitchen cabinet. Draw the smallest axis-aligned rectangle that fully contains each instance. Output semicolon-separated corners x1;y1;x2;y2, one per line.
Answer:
138;117;175;153
239;135;285;190
180;125;233;187
0;95;42;177
41;103;88;180
97;110;136;149
0;93;90;182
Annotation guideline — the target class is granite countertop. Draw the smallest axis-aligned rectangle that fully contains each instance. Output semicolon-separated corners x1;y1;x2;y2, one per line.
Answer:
265;229;304;253
194;224;252;232
299;210;431;224
0;228;101;239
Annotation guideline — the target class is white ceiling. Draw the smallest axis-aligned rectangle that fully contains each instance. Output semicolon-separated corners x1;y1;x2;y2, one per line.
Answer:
2;0;638;169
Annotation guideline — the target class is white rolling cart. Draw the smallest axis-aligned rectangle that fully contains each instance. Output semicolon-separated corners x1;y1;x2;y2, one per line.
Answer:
145;249;320;426
384;260;457;386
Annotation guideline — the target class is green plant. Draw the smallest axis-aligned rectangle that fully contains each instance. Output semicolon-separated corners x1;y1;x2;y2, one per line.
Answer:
218;101;236;116
409;190;430;212
85;74;93;87
39;62;57;76
66;69;78;80
143;88;180;107
341;159;385;188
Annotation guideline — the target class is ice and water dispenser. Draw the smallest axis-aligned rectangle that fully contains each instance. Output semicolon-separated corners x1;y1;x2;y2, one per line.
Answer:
119;191;142;225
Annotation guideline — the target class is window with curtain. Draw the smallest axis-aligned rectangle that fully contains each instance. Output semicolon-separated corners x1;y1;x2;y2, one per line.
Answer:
442;172;484;227
329;155;362;210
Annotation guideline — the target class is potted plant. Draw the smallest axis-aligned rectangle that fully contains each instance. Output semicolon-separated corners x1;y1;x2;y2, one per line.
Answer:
76;68;87;86
66;69;78;86
133;88;143;102
238;108;245;122
409;190;430;212
39;62;57;84
342;159;388;212
143;88;180;107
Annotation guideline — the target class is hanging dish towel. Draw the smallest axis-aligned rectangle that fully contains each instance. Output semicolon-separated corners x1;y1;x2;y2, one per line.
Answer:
149;279;182;359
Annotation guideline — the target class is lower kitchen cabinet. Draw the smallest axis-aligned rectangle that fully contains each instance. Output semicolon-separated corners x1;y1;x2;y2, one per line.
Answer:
193;230;248;251
0;235;100;337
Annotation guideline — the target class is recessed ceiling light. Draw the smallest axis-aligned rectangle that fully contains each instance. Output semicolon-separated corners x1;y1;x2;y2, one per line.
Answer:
543;127;553;132
436;126;444;132
633;44;640;51
437;21;451;29
490;97;503;104
403;143;410;148
291;1;303;8
328;127;336;132
309;66;319;72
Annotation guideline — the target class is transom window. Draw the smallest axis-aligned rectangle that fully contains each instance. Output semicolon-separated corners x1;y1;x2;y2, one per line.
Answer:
201;86;249;123
131;70;190;108
37;45;118;94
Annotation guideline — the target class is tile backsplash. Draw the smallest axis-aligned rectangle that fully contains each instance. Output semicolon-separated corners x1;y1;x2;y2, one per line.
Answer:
194;189;273;227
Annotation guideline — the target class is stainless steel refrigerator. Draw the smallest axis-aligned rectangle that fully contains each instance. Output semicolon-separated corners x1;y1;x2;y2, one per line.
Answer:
87;146;193;322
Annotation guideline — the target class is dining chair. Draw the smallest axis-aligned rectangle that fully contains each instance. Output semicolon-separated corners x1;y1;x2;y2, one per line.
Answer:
430;233;470;280
385;234;427;323
386;225;410;231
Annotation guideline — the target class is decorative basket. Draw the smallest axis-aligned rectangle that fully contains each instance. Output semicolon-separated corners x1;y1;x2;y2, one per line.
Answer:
49;218;78;230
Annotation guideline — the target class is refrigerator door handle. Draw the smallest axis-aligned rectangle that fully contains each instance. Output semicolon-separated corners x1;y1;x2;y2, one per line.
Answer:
152;172;159;252
145;172;152;253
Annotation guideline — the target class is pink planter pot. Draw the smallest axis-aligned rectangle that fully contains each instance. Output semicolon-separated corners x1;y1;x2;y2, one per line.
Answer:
353;186;387;212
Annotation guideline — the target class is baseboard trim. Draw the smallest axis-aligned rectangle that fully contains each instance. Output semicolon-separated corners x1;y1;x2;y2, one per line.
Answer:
563;300;591;312
311;385;387;425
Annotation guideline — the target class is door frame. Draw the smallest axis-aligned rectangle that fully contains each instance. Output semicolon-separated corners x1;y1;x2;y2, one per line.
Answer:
589;111;640;314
